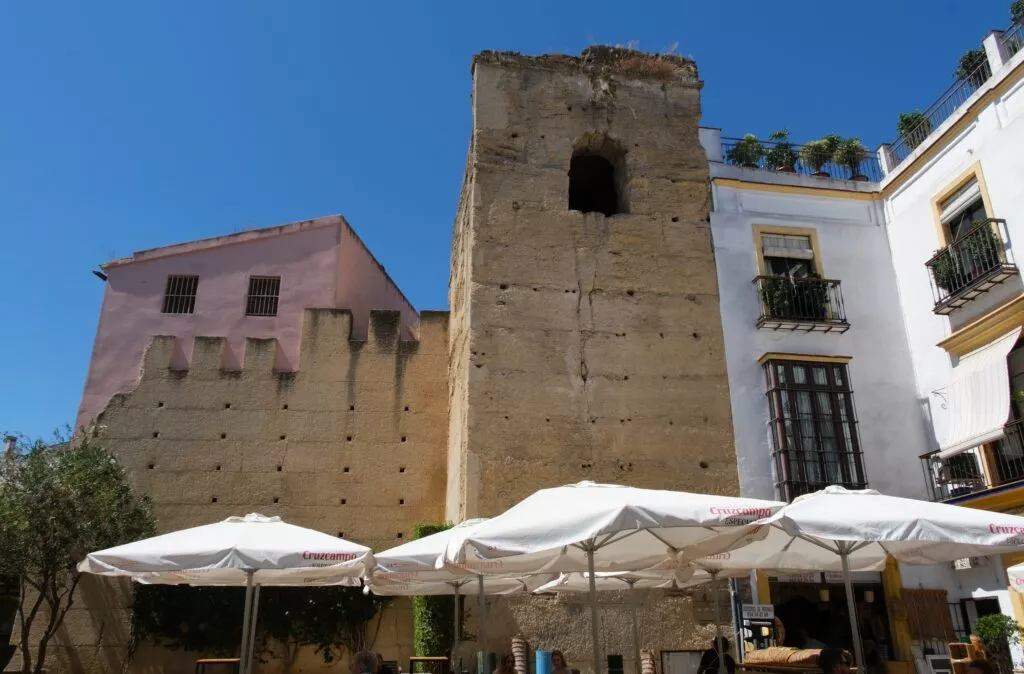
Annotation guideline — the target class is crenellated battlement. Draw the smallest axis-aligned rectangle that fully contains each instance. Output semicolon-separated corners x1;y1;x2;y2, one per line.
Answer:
139;308;449;375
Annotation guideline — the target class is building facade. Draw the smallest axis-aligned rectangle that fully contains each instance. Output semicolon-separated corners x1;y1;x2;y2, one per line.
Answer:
43;20;1024;674
702;25;1024;674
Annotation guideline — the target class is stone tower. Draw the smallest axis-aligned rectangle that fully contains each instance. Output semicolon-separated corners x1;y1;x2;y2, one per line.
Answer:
446;47;739;520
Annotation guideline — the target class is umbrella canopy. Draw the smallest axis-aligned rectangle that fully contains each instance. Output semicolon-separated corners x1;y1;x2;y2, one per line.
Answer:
533;571;681;594
78;513;372;585
370;518;548;592
1008;562;1024;591
761;486;1024;564
440;481;786;574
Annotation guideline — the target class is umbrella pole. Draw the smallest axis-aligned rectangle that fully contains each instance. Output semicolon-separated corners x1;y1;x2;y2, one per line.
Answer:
587;546;602;674
454;583;462;674
245;584;262;674
628;582;640;674
239;570;255;674
840;549;866;670
478;575;487;673
711;571;724;674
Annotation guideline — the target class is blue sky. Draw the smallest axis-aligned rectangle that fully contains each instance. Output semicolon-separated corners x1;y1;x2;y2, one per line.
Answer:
0;0;1014;438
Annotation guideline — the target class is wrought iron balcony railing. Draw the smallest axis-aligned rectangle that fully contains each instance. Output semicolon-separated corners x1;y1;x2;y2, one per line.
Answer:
754;275;850;333
925;218;1017;314
720;137;883;182
920;418;1024;502
887;60;992;168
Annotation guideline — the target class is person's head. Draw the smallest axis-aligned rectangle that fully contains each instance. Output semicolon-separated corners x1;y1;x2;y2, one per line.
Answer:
552;651;567;669
967;660;997;674
818;649;850;674
712;637;730;653
352;651;379;674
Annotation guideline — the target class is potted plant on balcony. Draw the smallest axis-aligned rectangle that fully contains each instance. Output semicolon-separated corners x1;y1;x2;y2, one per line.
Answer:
726;133;765;169
759;276;794;319
834;138;870;181
799;140;832;177
930;248;961;294
897;111;933;151
765;129;798;173
954;48;990;83
794;274;830;320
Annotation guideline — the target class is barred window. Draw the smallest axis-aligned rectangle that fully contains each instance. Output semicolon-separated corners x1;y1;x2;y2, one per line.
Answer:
162;275;198;315
245;276;281;317
764;359;866;502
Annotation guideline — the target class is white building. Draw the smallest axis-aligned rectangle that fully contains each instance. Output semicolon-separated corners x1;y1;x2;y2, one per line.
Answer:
703;25;1024;672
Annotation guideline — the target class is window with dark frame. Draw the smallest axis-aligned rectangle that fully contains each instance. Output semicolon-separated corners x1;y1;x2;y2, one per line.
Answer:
763;359;866;502
161;275;199;315
245;276;281;317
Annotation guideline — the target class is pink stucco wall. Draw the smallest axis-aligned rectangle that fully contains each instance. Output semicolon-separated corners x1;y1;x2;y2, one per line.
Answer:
77;216;418;431
337;224;419;341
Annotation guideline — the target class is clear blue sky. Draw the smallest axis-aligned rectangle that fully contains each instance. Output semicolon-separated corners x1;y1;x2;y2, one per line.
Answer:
0;0;1014;439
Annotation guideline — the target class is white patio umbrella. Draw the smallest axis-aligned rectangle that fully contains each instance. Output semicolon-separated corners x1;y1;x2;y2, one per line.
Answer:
79;513;372;674
369;518;549;673
713;486;1024;668
534;571;681;674
441;482;786;674
1008;562;1024;591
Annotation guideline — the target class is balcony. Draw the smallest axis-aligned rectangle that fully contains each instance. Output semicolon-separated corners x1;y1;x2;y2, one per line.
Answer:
754;275;850;333
921;419;1024;502
720;136;883;182
925;219;1018;315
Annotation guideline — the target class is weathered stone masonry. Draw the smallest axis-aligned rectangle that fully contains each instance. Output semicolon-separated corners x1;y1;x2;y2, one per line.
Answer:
446;48;740;665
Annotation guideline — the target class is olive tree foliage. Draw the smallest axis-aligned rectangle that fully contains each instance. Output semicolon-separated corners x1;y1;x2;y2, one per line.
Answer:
0;432;155;674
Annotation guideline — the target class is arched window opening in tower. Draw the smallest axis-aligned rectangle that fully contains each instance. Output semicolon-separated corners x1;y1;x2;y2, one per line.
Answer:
568;134;628;216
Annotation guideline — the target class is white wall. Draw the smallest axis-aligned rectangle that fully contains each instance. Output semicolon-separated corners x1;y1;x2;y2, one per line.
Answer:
709;165;931;502
883;51;1024;448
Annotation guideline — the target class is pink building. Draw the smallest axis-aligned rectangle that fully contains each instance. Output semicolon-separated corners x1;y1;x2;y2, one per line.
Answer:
77;215;418;430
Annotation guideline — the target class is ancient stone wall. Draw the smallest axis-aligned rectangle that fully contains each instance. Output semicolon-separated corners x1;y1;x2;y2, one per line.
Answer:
445;47;739;670
449;47;737;518
45;308;449;674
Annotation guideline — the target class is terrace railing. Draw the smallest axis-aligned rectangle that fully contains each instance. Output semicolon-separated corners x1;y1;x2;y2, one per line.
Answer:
720;137;883;182
887;60;992;168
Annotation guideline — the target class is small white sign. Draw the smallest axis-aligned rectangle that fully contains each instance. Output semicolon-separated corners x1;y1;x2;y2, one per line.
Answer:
742;603;775;621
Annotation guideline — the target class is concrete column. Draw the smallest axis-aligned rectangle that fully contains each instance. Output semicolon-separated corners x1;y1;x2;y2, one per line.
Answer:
700;127;723;163
983;31;1010;73
876;143;895;177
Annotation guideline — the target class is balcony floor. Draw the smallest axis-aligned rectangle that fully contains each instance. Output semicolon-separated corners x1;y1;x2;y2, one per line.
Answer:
934;264;1019;315
756;317;851;333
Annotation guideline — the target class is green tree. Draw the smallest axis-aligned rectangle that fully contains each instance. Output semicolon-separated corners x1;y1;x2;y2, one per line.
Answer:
0;432;155;674
974;613;1023;674
1013;0;1024;23
132;581;389;673
257;586;389;673
412;523;461;659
